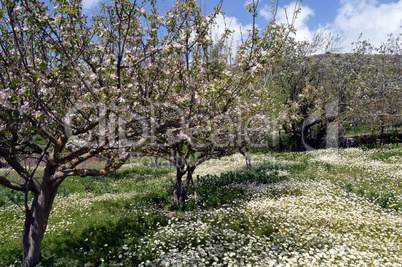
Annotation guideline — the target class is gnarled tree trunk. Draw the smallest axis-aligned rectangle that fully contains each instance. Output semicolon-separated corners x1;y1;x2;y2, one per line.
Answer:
22;177;58;267
239;147;252;170
172;167;186;208
180;165;196;204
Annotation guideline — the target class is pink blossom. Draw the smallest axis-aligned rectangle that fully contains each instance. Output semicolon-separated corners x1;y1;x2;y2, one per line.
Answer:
172;43;184;49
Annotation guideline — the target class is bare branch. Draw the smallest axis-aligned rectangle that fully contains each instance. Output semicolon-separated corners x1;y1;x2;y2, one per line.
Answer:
56;152;130;179
0;175;26;191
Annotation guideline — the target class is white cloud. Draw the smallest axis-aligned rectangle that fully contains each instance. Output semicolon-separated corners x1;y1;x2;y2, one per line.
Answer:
331;0;402;50
273;0;402;51
261;2;316;42
244;0;253;8
210;14;254;55
260;4;276;22
259;0;402;52
82;0;102;10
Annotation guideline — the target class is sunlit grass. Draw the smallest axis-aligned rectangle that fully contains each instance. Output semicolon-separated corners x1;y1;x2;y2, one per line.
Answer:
277;146;402;210
139;180;402;266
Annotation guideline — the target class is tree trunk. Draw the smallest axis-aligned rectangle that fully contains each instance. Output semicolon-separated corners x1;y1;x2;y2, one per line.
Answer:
278;130;284;152
292;123;302;151
22;181;58;267
172;167;186;208
239;147;252;170
180;166;195;204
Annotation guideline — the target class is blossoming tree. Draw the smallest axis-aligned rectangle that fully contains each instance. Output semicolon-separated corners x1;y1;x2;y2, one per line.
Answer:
0;0;186;265
0;0;301;264
132;0;299;207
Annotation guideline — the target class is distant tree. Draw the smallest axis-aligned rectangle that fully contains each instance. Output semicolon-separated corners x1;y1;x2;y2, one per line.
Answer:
375;34;402;136
265;32;402;149
261;33;342;151
334;36;402;138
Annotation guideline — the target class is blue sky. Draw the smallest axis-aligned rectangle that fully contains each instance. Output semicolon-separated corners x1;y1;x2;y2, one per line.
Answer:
216;0;402;51
82;0;402;51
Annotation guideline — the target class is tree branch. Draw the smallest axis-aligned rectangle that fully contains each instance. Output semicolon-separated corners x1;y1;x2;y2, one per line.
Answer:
63;146;109;170
55;152;130;180
0;176;26;192
0;148;30;181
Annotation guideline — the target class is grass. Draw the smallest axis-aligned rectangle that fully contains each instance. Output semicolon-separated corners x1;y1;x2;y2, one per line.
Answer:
270;145;402;211
1;148;402;266
344;124;373;136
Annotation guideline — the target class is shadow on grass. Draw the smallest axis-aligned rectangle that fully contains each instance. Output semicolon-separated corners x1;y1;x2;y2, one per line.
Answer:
40;209;169;267
341;182;402;211
57;165;174;197
183;163;289;210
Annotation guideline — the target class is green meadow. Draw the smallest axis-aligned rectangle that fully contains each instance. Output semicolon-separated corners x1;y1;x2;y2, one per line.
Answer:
1;146;402;266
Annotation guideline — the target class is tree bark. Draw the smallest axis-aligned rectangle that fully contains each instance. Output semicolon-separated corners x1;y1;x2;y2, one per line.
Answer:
239;147;252;170
180;166;195;204
172;167;186;208
22;180;58;267
292;123;302;151
278;130;284;152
